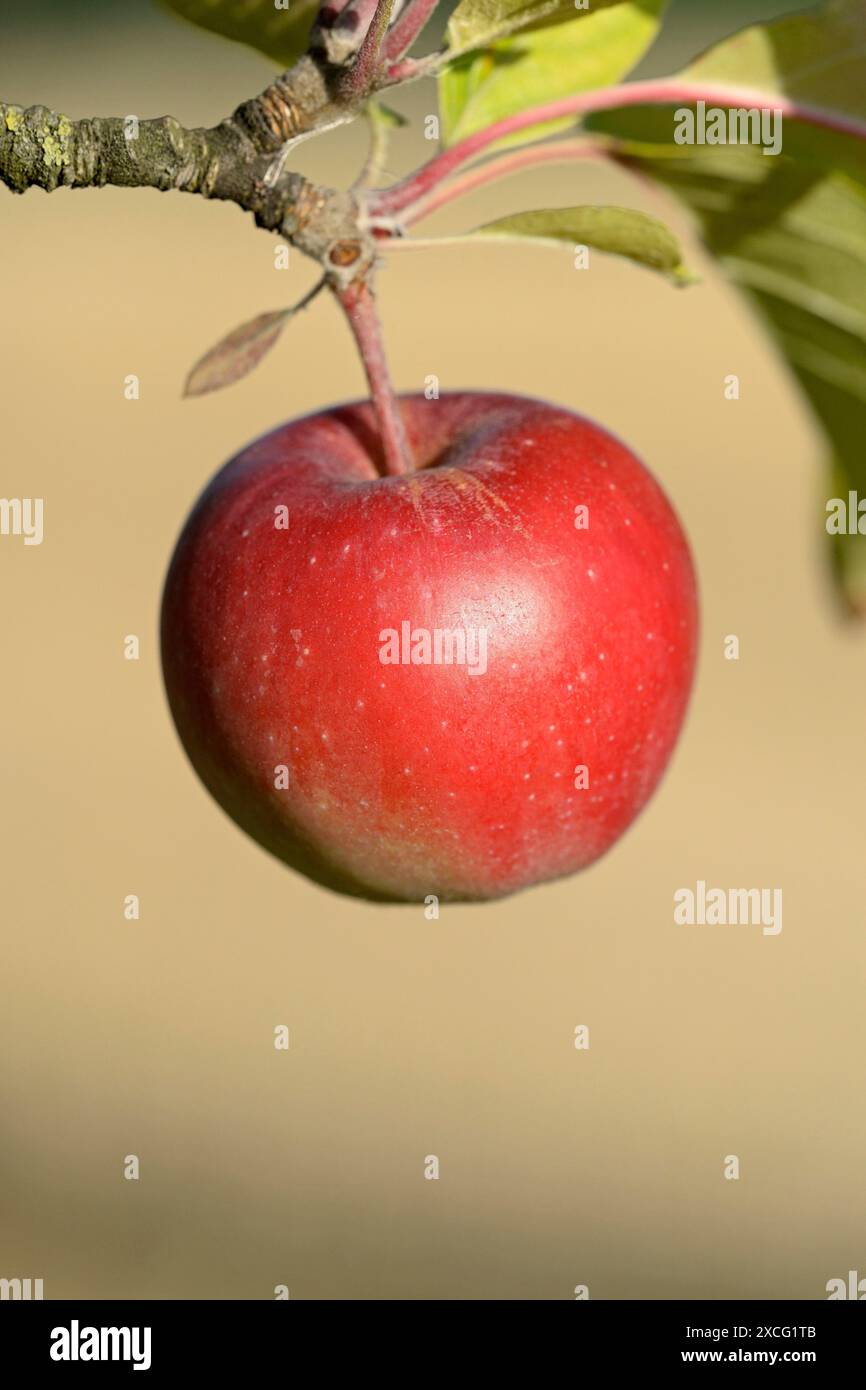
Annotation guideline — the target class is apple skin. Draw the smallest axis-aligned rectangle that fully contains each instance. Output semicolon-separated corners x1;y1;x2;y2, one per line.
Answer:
161;392;698;902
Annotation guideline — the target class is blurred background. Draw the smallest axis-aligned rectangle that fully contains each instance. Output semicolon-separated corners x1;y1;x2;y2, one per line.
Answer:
1;0;864;1300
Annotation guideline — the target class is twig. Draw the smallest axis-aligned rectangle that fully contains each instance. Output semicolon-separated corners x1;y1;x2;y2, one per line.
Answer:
333;279;413;476
354;103;403;189
384;54;443;84
384;0;440;62
370;77;866;217
396;137;609;227
337;0;397;97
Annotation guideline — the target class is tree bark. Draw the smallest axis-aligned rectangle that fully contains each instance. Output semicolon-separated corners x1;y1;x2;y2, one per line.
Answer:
0;57;362;237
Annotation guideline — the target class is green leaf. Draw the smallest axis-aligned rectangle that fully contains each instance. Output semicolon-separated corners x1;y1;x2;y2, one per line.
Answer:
676;0;866;188
584;0;866;610
681;0;865;130
439;1;669;149
623;155;866;611
474;204;688;279
160;0;319;69
725;171;866;615
184;308;292;396
446;0;585;54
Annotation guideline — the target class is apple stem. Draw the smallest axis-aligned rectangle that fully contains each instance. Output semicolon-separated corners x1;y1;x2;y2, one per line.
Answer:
369;77;866;218
395;137;608;228
383;0;441;63
336;0;396;99
334;278;413;476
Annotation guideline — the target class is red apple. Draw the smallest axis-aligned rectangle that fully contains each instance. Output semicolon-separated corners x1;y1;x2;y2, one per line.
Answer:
161;392;698;902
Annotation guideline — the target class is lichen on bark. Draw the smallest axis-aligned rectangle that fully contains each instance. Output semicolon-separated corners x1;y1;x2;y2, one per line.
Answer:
0;52;364;253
